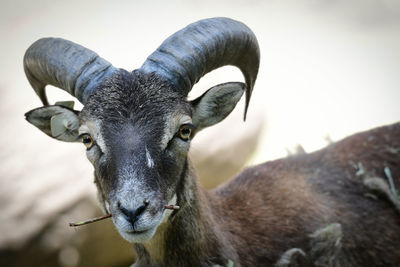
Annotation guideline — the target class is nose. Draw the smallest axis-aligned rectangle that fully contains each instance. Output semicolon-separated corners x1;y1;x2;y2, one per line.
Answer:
118;200;149;227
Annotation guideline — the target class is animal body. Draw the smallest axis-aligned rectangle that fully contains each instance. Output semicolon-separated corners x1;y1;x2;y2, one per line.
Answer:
24;18;400;266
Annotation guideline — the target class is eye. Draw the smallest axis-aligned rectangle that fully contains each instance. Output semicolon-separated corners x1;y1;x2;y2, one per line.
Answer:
178;124;194;141
80;134;95;150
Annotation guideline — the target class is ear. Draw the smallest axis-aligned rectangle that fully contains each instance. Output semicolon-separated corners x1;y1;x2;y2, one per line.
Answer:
191;82;245;133
25;102;80;142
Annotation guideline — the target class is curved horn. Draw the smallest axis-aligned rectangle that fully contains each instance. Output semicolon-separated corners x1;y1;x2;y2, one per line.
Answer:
24;38;117;105
139;17;260;119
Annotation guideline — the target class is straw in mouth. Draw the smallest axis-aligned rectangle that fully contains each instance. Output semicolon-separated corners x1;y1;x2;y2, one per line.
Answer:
68;205;181;227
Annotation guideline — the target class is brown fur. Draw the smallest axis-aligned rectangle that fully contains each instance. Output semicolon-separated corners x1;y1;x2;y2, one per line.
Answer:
136;122;400;266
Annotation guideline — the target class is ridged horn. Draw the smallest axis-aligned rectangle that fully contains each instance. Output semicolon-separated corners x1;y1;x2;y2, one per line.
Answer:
24;38;117;105
139;17;260;119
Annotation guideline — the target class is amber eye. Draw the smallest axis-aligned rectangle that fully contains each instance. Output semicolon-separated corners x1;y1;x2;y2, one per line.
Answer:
81;134;95;150
178;124;193;141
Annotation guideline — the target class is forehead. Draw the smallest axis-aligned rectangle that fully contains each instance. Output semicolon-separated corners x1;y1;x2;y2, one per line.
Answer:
81;70;190;123
80;71;192;148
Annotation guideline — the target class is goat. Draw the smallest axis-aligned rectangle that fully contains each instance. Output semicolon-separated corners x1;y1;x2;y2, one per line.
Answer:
24;17;400;266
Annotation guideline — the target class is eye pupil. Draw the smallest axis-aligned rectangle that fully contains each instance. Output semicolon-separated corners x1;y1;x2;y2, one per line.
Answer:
179;125;192;141
81;134;94;149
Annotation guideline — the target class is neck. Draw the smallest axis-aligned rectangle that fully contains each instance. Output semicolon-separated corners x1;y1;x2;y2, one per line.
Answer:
133;163;237;266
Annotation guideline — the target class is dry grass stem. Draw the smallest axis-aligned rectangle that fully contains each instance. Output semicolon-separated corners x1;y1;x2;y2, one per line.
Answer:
69;205;180;227
69;214;112;227
165;205;180;210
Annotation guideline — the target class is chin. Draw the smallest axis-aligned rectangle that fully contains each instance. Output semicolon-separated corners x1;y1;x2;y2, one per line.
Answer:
113;212;167;243
118;226;158;243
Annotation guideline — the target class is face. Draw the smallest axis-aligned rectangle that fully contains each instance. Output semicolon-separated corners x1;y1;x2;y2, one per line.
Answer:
78;71;193;243
25;69;244;243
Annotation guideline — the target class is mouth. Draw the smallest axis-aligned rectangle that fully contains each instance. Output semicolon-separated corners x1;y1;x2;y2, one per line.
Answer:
112;195;178;243
126;229;148;235
119;226;157;243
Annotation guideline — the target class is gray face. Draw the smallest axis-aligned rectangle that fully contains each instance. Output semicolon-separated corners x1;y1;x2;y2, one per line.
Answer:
25;69;245;243
78;71;193;242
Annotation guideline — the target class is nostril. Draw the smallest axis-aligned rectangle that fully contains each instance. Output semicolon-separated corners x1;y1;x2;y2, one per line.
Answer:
118;201;149;226
119;204;131;218
134;204;146;217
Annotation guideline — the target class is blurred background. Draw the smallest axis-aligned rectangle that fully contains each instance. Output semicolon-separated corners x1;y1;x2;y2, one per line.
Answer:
1;0;399;266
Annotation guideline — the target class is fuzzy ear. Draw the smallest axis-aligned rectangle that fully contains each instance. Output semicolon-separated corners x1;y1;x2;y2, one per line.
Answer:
191;82;245;133
25;103;80;142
